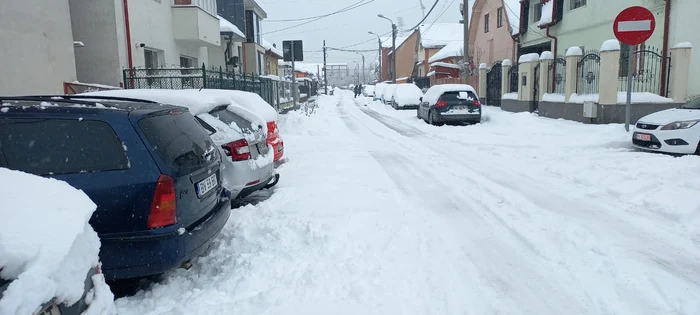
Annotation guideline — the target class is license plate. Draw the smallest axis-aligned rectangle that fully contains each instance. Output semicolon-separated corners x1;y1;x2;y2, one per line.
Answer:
197;173;218;197
36;303;61;315
257;142;268;154
635;133;652;141
454;106;466;110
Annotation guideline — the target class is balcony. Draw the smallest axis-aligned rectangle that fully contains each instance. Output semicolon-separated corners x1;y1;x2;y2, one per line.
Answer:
172;0;221;47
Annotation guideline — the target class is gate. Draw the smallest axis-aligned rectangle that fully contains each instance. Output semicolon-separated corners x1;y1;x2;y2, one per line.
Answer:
576;50;601;95
409;76;431;90
547;57;566;94
533;63;540;112
618;45;671;97
486;62;502;106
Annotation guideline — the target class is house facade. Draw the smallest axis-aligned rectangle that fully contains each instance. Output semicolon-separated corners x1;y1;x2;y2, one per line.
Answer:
667;0;700;97
262;39;282;76
1;0;77;94
414;23;464;77
469;0;519;66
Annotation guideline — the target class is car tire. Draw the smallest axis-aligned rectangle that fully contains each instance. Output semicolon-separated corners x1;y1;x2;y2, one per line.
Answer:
428;110;436;125
695;141;700;155
417;109;421;119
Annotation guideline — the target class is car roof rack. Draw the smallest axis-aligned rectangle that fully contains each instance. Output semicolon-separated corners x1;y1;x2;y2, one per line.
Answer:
0;95;159;104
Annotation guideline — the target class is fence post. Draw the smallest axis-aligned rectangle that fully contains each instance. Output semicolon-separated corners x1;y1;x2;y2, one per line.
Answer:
598;40;621;105
564;47;581;103
501;59;512;96
539;52;553;101
202;63;207;89
517;53;539;111
478;63;488;104
122;70;128;89
669;43;692;102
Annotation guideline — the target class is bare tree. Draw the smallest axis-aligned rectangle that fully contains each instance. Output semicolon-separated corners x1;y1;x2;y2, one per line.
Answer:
458;45;486;76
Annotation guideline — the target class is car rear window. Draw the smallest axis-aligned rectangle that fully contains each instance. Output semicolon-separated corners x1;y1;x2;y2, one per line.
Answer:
138;111;216;170
439;91;478;102
210;108;254;132
0;118;129;176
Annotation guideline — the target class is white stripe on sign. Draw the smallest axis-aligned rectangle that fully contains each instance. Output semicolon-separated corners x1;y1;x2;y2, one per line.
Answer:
618;20;652;32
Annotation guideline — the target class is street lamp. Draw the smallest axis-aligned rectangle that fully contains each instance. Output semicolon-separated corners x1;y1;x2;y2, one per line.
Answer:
378;14;397;83
368;31;382;82
355;52;365;84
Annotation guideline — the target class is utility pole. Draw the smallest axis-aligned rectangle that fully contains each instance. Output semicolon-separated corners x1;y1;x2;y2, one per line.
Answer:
368;31;382;82
361;54;365;83
323;40;328;94
392;23;397;83
462;0;469;84
291;41;298;107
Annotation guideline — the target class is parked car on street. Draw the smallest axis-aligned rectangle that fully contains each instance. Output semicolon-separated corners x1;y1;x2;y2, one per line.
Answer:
382;84;398;106
363;85;375;97
374;82;388;101
391;83;423;110
0;95;232;287
632;97;700;155
417;84;481;125
82;89;279;199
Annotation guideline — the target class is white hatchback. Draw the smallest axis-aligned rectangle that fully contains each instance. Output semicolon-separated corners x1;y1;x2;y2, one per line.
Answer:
633;99;700;155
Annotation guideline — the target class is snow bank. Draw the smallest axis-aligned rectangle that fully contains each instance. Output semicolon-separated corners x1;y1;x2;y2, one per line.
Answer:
393;84;424;106
542;93;566;102
537;0;554;26
0;168;114;315
518;53;540;63
80;89;231;116
423;84;477;105
566;46;583;57
218;15;245;38
601;39;621;52
502;92;518;100
539;51;553;60
569;93;599;104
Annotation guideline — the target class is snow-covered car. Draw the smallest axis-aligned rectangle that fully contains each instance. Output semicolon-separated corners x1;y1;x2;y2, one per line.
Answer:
0;168;115;315
418;84;482;125
81;89;278;199
382;84;398;106
198;89;285;164
374;83;388;101
632;98;700;155
391;83;423;110
363;85;375;97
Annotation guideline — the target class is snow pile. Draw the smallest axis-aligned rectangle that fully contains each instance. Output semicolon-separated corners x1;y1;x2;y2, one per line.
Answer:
502;92;518;100
80;89;231;116
430;61;461;70
537;0;554;26
217;15;245;38
428;41;463;63
566;46;583;57
419;23;464;48
601;39;621;52
374;83;388;97
423;84;477;105
569;93;675;104
393;84;424;106
382;84;398;101
198;89;278;123
518;53;540;63
542;93;566;102
673;42;693;49
0;168;115;315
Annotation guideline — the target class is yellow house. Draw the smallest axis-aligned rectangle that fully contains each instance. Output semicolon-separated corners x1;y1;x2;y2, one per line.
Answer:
262;39;282;76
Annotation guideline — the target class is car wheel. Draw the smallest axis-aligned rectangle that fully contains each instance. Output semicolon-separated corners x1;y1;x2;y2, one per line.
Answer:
695;141;700;155
428;111;435;125
417;109;421;119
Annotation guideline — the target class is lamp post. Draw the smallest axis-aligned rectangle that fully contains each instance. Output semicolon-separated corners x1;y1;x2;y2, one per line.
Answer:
355;52;365;84
368;31;382;82
378;14;397;83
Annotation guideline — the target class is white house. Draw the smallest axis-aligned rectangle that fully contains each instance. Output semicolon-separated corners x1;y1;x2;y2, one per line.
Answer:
667;0;700;98
0;0;77;94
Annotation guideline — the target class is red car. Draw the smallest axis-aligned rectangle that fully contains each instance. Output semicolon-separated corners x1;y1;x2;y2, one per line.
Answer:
267;120;284;163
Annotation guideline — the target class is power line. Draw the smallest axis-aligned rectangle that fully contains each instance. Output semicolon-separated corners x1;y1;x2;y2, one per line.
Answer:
262;0;374;23
402;0;441;31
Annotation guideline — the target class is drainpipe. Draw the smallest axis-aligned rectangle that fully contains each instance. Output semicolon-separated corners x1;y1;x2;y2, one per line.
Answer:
123;0;134;88
544;0;558;93
660;0;671;97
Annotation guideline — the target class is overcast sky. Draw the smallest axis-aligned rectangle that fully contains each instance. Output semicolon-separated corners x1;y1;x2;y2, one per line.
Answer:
260;0;465;66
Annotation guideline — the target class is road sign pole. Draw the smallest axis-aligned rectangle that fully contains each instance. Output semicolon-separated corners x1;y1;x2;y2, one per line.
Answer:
625;44;634;132
291;41;298;108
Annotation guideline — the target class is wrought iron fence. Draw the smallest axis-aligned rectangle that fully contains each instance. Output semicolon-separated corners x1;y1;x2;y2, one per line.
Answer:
618;45;670;96
547;56;566;94
486;62;502;106
576;49;601;95
122;65;277;106
508;66;518;93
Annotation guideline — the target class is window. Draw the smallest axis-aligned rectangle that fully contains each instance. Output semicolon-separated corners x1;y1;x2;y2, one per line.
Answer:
570;0;586;10
138;112;215;172
144;49;158;69
245;10;254;43
533;1;542;24
266;59;271;75
258;52;264;74
484;13;490;33
497;7;504;28
210;108;255;133
0;119;129;175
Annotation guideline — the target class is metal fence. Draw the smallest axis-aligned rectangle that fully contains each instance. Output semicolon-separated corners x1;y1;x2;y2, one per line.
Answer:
618;45;670;96
547;56;566;94
122;65;277;106
576;49;601;95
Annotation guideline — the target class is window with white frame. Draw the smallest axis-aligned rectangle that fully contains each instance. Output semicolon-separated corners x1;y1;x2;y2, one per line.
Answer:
570;0;586;10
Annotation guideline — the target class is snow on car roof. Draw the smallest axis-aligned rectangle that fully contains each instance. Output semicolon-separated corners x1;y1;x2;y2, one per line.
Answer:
197;89;278;122
0;168;111;314
423;84;477;105
81;89;232;116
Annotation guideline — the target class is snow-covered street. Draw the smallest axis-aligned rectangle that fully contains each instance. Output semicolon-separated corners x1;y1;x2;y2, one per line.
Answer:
115;90;700;315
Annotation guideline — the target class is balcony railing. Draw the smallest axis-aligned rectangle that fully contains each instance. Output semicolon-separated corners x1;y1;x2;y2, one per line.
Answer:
173;0;216;17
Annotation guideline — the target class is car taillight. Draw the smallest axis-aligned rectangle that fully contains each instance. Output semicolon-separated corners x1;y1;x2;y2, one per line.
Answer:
472;99;481;107
435;100;448;108
147;174;177;229
221;139;251;161
266;121;279;139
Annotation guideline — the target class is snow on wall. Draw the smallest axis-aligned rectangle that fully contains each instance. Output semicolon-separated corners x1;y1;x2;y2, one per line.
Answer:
673;42;693;49
537;0;554;27
568;92;675;104
430;62;461;70
543;93;566;102
502;92;518;100
502;59;513;67
518;53;540;63
566;46;583;57
539;51;554;60
600;39;621;52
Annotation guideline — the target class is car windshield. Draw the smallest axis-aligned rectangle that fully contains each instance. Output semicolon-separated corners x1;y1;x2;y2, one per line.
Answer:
681;98;700;109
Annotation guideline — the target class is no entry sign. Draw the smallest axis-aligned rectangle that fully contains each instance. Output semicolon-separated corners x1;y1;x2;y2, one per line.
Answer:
614;6;656;46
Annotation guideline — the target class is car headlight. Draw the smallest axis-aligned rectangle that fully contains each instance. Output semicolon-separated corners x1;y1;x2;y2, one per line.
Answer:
660;120;700;130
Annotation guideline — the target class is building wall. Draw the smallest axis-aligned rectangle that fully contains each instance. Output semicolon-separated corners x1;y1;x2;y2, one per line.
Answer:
667;0;700;98
519;0;666;58
0;0;77;94
470;0;516;65
217;0;246;31
394;31;420;79
381;48;391;81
